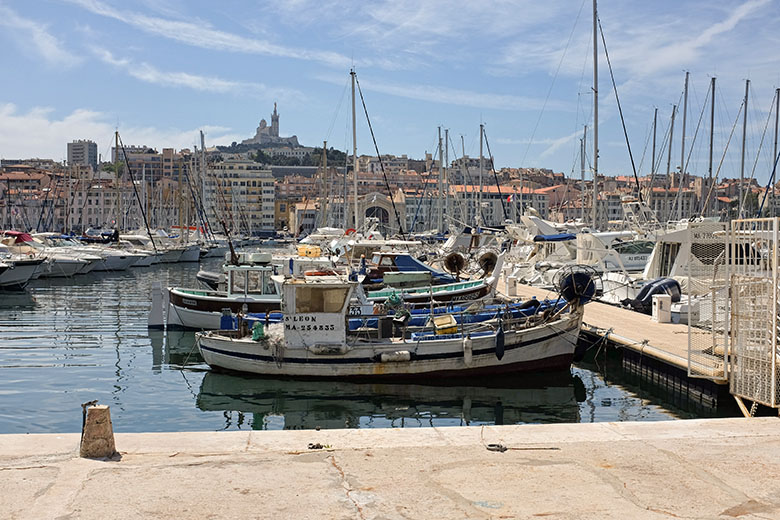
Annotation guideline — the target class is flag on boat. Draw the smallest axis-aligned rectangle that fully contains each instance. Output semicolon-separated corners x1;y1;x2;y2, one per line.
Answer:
507;194;515;202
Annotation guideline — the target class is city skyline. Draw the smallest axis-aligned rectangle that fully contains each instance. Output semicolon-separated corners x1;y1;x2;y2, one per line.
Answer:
1;0;779;182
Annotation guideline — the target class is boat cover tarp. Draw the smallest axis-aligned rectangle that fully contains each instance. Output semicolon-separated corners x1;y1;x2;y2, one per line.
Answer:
391;254;456;283
532;233;576;242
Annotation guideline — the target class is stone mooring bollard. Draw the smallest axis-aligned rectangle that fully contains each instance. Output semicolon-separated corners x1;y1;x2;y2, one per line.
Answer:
80;403;117;459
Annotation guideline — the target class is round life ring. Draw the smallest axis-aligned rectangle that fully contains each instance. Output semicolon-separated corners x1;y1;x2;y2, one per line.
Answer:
345;228;356;236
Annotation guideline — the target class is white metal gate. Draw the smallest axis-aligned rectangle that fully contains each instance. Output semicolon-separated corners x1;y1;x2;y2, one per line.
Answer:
728;218;780;408
687;221;728;380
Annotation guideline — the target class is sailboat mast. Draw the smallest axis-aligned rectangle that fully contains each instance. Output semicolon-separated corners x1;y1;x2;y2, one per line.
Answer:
478;123;484;227
444;128;449;231
115;130;122;231
350;69;359;230
739;79;750;218
581;125;587;223
437;127;444;232
461;135;468;223
592;0;599;229
322;141;328;228
679;71;689;193
666;105;676;189
707;77;716;216
652;108;657;176
774;88;780;217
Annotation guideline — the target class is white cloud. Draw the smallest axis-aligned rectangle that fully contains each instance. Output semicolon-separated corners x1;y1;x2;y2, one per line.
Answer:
0;103;243;160
93;49;304;101
68;0;352;68
0;4;81;67
317;74;571;112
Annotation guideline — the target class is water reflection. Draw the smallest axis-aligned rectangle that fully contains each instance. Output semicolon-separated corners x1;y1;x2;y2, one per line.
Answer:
196;370;586;430
149;330;202;371
0;291;36;311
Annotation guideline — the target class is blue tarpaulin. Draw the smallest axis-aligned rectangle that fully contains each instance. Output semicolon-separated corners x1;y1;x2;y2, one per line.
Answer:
532;233;576;242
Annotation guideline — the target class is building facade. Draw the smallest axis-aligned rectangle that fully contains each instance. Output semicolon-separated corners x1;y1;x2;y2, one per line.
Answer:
67;140;98;171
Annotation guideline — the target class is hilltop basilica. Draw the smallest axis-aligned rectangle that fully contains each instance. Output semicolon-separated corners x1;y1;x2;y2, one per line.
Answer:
241;103;300;147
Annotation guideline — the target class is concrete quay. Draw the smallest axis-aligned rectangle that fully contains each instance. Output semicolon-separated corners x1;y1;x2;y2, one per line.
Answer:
2;418;779;519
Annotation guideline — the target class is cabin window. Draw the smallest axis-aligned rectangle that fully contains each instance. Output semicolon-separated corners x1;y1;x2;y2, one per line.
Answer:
380;256;394;266
246;270;276;295
230;270;247;294
295;287;350;313
658;243;680;276
613;240;654;255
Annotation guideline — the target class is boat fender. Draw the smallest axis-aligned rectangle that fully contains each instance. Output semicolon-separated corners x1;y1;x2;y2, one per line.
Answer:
495;325;505;360
309;344;349;355
380;350;411;363
462;335;473;366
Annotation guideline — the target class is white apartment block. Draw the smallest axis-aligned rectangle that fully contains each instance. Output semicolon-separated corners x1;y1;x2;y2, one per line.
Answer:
205;159;275;234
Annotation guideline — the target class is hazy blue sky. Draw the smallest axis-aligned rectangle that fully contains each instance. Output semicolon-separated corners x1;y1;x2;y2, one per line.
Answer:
1;0;779;182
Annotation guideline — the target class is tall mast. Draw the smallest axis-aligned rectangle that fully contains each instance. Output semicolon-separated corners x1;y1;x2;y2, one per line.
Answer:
592;0;599;229
444;128;449;232
200;131;208;240
321;141;328;227
773;88;780;217
461;135;468;223
739;79;750;218
581;125;587;222
707;77;716;216
679;71;689;193
478;123;484;227
666;105;677;193
437;127;444;232
351;69;359;230
114;130;122;231
652;108;657;177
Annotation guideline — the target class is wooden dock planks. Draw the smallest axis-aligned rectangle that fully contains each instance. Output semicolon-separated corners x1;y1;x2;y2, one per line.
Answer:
503;283;714;375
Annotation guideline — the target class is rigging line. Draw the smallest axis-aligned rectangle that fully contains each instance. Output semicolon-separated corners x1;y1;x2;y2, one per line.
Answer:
354;74;406;238
458;135;487;226
674;83;711;220
520;0;587;167
598;16;642;203
481;128;509;221
756;149;780;217
446;134;468;223
117;133;157;252
702;100;744;215
410;140;439;233
645;107;674;206
181;157;210;241
325;76;350;142
742;87;775;215
36;169;62;231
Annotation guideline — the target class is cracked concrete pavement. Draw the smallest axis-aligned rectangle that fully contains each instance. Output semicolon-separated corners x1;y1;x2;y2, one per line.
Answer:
1;418;779;519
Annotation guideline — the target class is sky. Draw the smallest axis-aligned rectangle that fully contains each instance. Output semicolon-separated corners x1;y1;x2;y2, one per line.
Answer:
1;0;779;183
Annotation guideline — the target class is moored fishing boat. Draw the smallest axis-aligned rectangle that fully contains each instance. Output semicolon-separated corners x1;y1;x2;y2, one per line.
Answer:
195;269;593;378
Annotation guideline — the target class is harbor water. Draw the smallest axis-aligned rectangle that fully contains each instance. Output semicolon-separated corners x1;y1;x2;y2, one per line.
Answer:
0;258;715;434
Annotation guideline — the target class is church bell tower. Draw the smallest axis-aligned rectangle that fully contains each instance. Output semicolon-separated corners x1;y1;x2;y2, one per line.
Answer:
271;102;279;137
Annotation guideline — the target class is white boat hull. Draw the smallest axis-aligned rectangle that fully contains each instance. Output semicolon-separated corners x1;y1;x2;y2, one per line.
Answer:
40;258;87;278
178;244;201;263
197;310;582;378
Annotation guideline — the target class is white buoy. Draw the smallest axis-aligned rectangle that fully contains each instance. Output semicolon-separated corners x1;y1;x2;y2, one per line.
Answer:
462;335;473;366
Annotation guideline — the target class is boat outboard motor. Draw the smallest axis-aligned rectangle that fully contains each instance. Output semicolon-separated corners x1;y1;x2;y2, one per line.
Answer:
622;277;681;314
